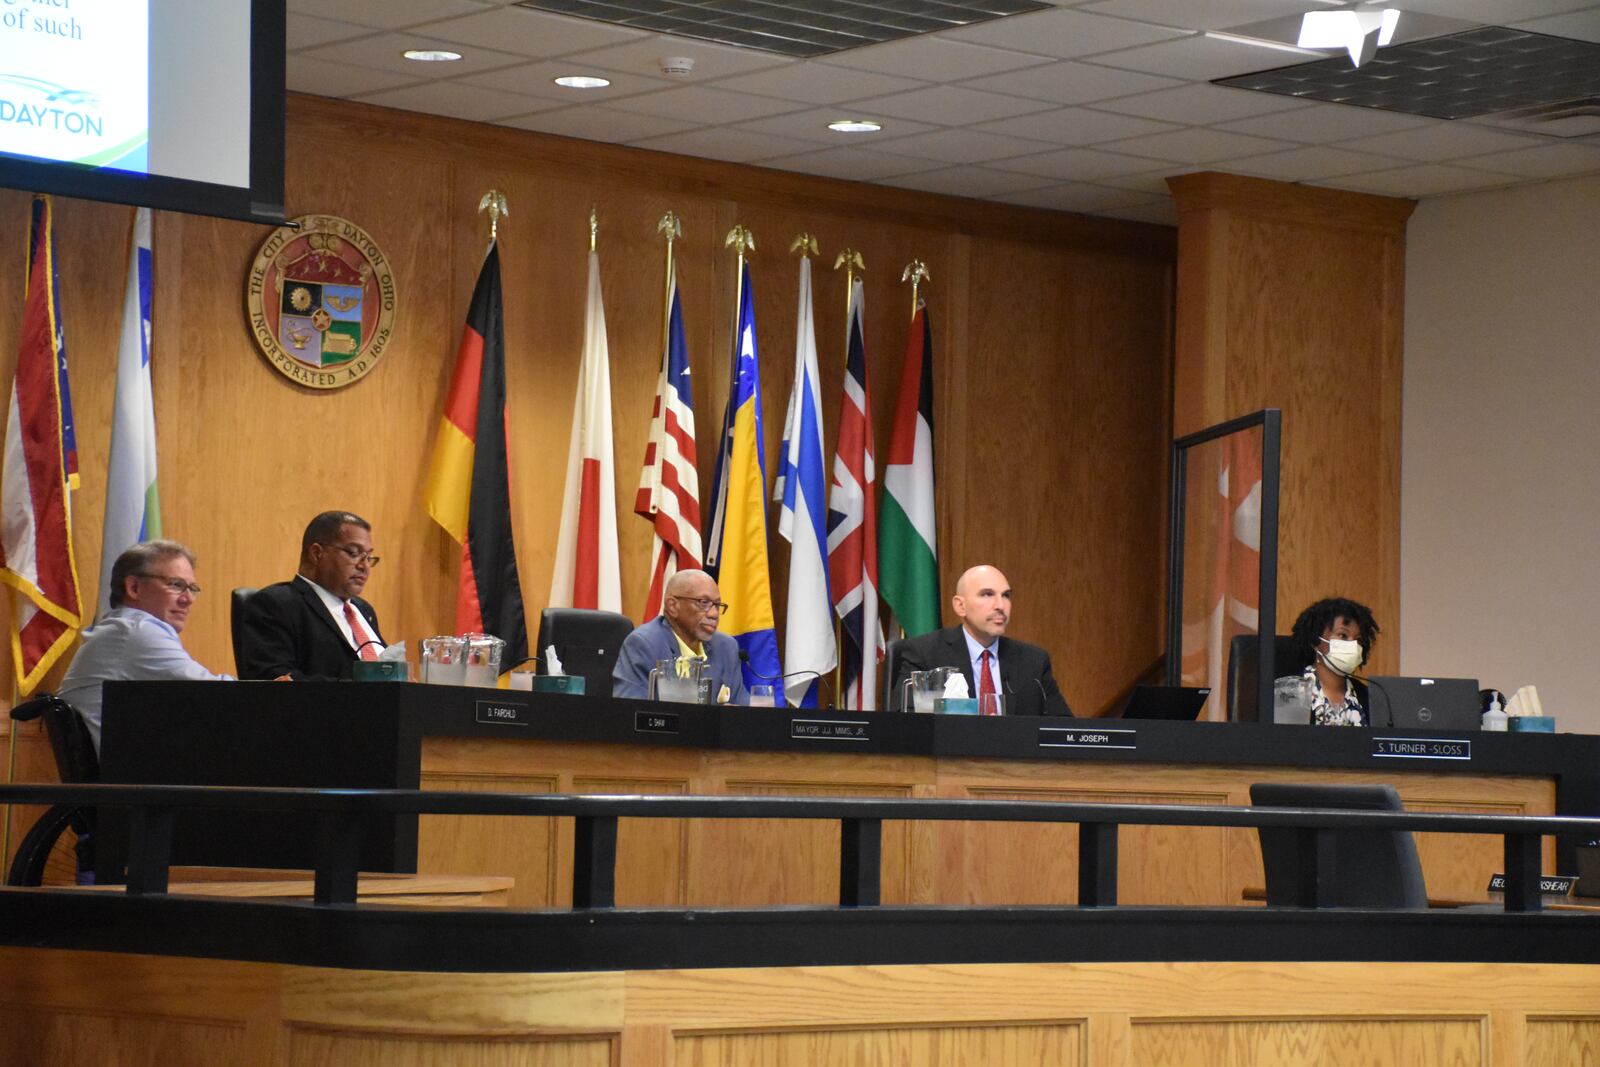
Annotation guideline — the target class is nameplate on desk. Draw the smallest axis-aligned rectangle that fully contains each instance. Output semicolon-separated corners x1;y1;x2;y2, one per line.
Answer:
1038;726;1137;750
790;718;870;741
1371;736;1471;761
635;710;680;734
1488;872;1576;895
475;700;530;726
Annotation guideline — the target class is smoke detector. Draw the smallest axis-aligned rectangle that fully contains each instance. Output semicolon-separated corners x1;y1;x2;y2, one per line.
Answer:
659;56;695;77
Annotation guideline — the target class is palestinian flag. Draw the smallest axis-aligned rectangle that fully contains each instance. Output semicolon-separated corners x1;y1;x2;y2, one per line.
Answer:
878;303;939;637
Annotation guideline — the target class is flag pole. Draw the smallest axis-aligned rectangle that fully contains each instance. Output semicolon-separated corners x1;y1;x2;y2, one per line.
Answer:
3;681;18;868
897;259;930;643
657;212;682;358
832;249;866;705
724;225;755;339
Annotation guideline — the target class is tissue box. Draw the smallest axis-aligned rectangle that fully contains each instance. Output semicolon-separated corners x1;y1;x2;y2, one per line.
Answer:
352;660;408;682
533;675;586;695
934;697;978;716
1508;715;1555;733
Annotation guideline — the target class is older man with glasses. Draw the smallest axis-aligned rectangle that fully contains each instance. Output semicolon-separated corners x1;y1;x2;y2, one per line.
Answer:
612;569;749;704
59;539;234;752
237;510;387;680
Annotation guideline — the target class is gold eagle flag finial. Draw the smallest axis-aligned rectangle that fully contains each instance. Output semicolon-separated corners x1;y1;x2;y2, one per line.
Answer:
478;189;509;242
790;233;819;257
724;225;755;258
901;259;930;316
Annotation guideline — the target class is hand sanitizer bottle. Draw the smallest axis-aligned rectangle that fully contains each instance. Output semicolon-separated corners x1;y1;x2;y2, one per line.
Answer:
1482;693;1508;732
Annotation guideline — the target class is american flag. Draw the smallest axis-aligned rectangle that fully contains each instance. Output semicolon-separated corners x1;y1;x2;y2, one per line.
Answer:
826;278;883;709
635;266;703;618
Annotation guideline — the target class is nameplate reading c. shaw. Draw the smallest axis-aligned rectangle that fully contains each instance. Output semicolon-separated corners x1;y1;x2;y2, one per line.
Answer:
1371;736;1471;761
475;700;530;726
635;710;680;734
790;718;870;741
1039;726;1137;750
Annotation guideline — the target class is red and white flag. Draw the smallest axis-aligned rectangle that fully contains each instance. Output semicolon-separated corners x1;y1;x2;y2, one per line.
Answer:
550;249;621;612
635;264;702;619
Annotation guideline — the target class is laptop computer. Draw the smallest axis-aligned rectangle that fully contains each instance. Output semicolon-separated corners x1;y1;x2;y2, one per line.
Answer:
1364;676;1481;730
1119;685;1211;721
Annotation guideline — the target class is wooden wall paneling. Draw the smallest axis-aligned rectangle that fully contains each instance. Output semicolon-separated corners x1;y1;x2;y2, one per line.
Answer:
1525;1018;1600;1066
417;771;561;908
0;1006;245;1067
569;774;690;908
1168;173;1414;678
1129;1017;1484;1067
284;1028;615;1067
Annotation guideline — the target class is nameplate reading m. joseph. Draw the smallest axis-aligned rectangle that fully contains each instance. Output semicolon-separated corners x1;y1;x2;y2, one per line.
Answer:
247;214;397;390
1039;726;1137;750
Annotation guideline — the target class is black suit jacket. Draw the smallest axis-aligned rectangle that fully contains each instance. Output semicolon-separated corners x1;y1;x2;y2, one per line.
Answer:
891;625;1071;716
237;577;384;681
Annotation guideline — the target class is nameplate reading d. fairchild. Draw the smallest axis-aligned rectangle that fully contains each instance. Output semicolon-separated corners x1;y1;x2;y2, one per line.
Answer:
1039;727;1137;750
475;700;530;726
790;719;870;741
1371;736;1471;761
635;710;680;734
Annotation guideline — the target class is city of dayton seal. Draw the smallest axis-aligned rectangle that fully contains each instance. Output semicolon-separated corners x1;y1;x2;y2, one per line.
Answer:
246;214;397;389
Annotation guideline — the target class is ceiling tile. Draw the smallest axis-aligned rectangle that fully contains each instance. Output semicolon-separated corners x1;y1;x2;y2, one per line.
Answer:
1086;34;1296;81
706;64;928;106
1227;145;1412;180
456;61;665;102
1098;126;1295;163
1511;7;1600;42
1078;0;1337;32
852;85;1057;126
287;55;422;99
817;37;1054;82
500;105;698;143
997;183;1165;213
353;80;559;122
410;7;650;58
959;60;1183;105
1339;123;1549;162
989;145;1180;181
288;14;376;51
605;86;807;124
1218;102;1437;143
287;0;494;30
869;127;1054;165
887;167;1056;198
565;34;801;80
1398;1;1595;22
1323;162;1522;197
1101;198;1179;225
1095;82;1308;124
974;106;1180;145
627;126;824;164
1452;141;1600;178
302;32;530;78
940;8;1190;58
735;108;936;144
755;146;944;182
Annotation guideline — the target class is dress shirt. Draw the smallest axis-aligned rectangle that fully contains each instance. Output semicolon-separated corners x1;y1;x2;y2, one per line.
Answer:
296;574;384;656
58;606;234;752
961;626;1002;701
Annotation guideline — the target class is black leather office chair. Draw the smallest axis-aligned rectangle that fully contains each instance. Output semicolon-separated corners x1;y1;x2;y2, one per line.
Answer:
1227;633;1302;722
882;638;904;711
1250;782;1427;908
5;693;99;886
534;608;635;699
230;587;259;675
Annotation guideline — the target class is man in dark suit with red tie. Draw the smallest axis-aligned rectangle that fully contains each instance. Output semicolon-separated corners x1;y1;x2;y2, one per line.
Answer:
890;564;1071;716
237;510;386;680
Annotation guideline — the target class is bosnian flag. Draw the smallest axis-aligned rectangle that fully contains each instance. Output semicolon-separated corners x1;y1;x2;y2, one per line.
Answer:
550;248;621;612
635;265;701;619
1;196;83;694
827;277;882;709
879;302;939;637
97;207;161;621
773;255;835;707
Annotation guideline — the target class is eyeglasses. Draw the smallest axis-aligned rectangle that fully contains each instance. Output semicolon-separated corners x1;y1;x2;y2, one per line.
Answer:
669;595;728;613
321;543;381;567
137;574;202;597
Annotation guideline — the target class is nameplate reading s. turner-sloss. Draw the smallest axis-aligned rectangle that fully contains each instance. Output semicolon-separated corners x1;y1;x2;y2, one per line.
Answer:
1039;726;1137;750
790;719;870;741
1371;736;1471;761
475;700;529;726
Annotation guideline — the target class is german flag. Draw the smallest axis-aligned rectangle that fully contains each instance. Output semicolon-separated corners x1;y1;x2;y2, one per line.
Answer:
423;243;527;666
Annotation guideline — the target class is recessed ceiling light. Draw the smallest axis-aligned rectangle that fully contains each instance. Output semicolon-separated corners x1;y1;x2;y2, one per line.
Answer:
828;119;882;134
554;75;611;89
1298;8;1400;67
402;48;462;62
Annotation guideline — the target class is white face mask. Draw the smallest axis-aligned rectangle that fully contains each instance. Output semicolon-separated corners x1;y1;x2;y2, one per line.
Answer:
1319;637;1363;677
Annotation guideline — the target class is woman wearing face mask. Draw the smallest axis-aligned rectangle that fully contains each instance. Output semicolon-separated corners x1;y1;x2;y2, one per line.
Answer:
1285;597;1381;726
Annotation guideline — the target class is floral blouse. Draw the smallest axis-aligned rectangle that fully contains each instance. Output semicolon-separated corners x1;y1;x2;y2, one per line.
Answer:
1306;666;1367;727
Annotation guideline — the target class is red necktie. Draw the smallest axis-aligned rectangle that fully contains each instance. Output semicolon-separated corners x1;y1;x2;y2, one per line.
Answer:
344;602;378;661
979;649;998;715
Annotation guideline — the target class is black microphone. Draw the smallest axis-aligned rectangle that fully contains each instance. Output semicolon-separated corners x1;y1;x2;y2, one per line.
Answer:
739;650;832;708
1350;672;1394;728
